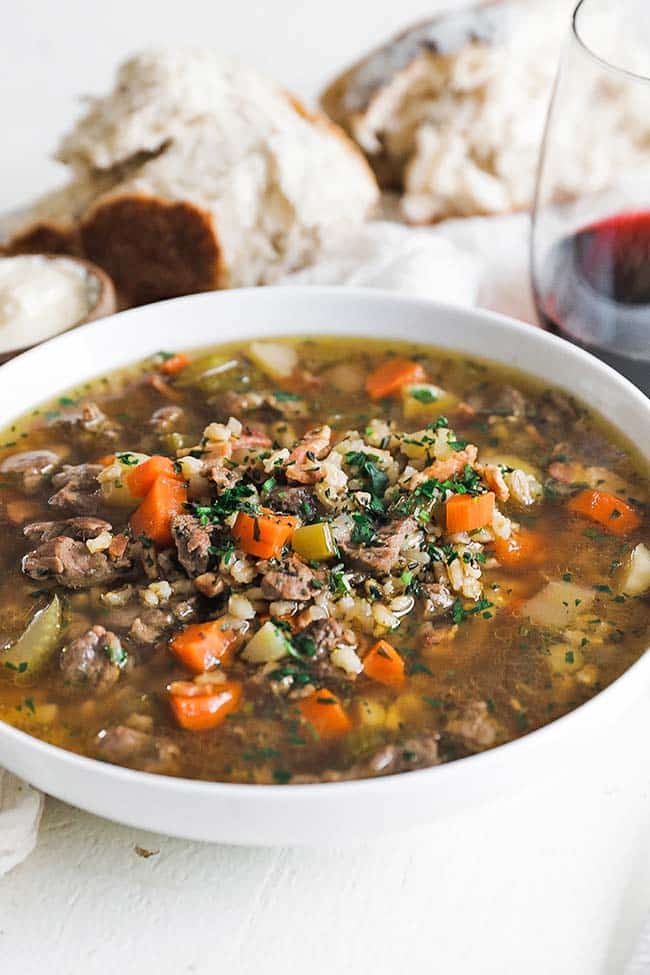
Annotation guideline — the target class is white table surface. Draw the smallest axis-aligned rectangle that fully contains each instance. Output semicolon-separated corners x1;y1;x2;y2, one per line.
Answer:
1;1;649;972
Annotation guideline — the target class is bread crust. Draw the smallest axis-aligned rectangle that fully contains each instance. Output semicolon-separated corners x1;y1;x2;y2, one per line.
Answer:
5;224;81;258
81;194;224;306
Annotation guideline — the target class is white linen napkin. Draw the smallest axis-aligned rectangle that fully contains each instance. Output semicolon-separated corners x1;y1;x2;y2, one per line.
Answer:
0;212;531;876
625;916;650;975
0;770;43;875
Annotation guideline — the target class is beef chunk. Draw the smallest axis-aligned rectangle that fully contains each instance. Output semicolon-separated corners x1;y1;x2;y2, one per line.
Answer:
265;485;319;521
128;608;174;645
171;513;211;576
0;449;61;494
50;401;119;441
220;390;308;420
446;701;498;750
350;735;440;778
24;516;112;544
22;535;130;589
194;572;225;598
467;384;527;419
341;516;416;576
258;556;318;602
48;463;103;515
60;625;124;693
536;390;582;427
420;622;457;653
95;725;180;774
294;734;440;782
286;425;332;484
150;405;184;431
299;618;355;659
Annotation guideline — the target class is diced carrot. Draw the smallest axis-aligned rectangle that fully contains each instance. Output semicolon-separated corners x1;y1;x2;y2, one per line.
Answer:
494;529;546;568
96;454;116;467
568;489;642;537
160;352;190;376
366;358;427;400
130;475;187;548
363;639;405;689
232;507;297;559
446;491;495;533
168;680;242;731
170;620;240;672
299;688;352;740
5;499;42;525
126;455;180;497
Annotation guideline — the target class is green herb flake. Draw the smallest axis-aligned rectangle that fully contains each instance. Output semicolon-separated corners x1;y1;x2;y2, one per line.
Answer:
411;388;438;404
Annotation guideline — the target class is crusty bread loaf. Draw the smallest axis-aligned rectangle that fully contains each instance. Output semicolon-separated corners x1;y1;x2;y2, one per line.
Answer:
321;1;565;223
3;51;379;306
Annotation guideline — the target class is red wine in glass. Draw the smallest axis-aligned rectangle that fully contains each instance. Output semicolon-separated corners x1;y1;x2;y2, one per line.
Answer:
535;210;650;395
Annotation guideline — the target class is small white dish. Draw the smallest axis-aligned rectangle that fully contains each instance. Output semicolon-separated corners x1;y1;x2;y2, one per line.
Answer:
0;286;647;846
0;253;116;362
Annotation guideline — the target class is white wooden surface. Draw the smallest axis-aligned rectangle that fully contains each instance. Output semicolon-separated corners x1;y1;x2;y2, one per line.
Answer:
1;1;649;971
1;696;649;974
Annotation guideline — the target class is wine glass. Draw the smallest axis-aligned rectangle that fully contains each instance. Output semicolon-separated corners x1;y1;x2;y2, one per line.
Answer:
532;0;650;395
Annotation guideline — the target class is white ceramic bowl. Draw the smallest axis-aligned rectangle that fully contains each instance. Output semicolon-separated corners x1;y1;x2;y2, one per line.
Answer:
0;287;648;846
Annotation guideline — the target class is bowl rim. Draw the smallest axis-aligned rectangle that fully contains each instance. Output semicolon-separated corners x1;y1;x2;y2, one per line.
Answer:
0;284;648;801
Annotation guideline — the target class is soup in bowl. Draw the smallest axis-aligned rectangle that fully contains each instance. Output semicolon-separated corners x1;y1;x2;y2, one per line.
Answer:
0;288;647;843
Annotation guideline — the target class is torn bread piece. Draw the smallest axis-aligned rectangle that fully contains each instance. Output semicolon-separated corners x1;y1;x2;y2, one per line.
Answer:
321;1;566;223
3;50;378;305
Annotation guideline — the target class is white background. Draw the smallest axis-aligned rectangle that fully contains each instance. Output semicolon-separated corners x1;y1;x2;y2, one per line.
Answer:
2;0;468;213
1;2;649;973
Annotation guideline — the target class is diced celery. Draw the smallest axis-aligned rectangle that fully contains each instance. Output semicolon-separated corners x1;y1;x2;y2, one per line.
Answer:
292;523;337;561
1;596;62;680
175;355;239;391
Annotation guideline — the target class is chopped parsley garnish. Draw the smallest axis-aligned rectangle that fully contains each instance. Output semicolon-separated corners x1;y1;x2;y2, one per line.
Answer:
410;388;438;404
329;566;351;595
351;512;377;546
448;436;468;452
115;452;140;467
4;661;28;673
422;696;442;709
190;482;259;525
104;641;128;668
273;391;301;401
408;661;433;677
289;633;317;659
452;597;494;624
415;463;483;501
345;451;389;500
